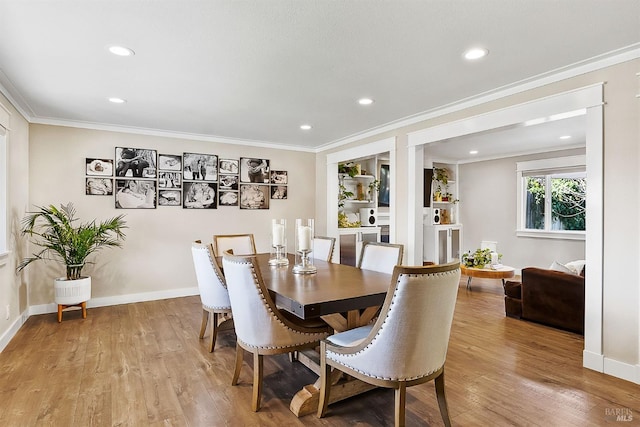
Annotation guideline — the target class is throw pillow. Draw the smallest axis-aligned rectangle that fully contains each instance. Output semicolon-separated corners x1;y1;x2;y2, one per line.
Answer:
549;260;573;274
565;260;586;276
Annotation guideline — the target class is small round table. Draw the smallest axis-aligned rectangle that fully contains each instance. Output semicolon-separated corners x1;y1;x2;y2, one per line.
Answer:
461;265;515;290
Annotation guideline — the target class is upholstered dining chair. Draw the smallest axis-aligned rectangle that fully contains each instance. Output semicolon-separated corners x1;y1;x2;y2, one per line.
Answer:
312;236;336;262
213;233;257;257
191;240;234;352
317;262;461;427
222;251;332;411
358;241;404;274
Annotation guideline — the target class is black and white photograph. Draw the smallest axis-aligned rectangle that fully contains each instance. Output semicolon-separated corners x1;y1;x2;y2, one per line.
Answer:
85;178;113;195
270;185;287;200
270;170;288;185
158;190;182;206
239;184;269;209
115;179;157;209
183;152;218;182
219;191;239;207
219;158;239;175
115;147;157;178
219;175;239;191
183;182;217;209
86;158;114;176
158;154;182;171
158;171;181;188
240;157;270;183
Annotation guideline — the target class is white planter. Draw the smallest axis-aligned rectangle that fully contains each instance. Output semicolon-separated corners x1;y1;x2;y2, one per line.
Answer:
54;276;91;306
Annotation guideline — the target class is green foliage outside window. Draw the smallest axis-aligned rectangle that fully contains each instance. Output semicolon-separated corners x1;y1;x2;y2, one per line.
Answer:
525;175;586;231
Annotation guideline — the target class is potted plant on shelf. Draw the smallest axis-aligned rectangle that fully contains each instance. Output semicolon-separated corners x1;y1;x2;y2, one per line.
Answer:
338;162;360;178
17;203;127;322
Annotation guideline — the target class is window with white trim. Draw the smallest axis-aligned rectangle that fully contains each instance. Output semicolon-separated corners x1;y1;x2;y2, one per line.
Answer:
517;155;586;239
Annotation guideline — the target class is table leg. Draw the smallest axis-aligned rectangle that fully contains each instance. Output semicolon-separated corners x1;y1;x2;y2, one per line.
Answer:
466;276;473;290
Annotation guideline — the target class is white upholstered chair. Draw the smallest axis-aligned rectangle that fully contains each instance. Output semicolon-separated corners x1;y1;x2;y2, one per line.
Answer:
358;241;404;274
213;233;257;257
191;240;233;352
317;262;461;427
312;236;336;262
221;251;332;411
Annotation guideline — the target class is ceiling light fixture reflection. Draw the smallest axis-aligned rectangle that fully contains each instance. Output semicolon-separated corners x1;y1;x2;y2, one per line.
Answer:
108;45;135;56
300;124;312;130
358;98;374;105
463;47;489;60
108;97;126;104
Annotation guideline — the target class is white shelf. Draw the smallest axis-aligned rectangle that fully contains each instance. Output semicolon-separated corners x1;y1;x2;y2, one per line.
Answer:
344;199;374;204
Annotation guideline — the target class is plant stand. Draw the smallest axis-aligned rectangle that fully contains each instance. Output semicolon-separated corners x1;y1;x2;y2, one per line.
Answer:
54;276;91;322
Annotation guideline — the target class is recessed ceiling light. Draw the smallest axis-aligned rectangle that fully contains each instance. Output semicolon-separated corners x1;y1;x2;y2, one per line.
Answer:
358;98;374;105
108;97;126;104
559;135;572;140
108;45;135;56
300;124;312;130
469;150;479;155
463;47;489;60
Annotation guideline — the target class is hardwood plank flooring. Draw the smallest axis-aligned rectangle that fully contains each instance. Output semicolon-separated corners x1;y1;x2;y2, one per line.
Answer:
1;277;638;426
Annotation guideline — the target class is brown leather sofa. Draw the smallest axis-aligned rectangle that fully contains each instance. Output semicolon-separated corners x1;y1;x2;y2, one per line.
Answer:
504;267;585;334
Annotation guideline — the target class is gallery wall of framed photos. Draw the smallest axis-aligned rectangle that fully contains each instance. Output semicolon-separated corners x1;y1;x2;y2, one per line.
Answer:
85;148;288;210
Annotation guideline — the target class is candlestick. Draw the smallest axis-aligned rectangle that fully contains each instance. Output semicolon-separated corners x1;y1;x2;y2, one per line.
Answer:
269;219;289;266
293;219;316;274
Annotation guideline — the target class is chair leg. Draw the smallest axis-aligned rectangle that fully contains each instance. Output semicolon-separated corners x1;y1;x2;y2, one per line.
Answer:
209;313;219;352
435;371;452;427
199;308;209;339
395;382;406;427
232;343;243;386
252;352;263;412
317;343;331;418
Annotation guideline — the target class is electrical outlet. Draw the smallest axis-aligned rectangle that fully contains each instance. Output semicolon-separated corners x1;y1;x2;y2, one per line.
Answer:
5;305;9;320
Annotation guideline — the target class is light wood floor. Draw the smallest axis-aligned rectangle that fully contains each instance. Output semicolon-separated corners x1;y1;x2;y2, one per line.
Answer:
1;277;638;426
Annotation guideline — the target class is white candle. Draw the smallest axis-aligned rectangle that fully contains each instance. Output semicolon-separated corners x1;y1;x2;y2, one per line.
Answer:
490;252;498;265
272;223;285;246
298;225;312;251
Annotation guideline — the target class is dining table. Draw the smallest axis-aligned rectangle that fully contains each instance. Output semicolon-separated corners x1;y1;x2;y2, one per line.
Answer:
250;253;393;417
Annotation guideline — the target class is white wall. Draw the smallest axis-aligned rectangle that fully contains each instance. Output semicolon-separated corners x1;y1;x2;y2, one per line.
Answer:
458;149;586;270
26;124;316;307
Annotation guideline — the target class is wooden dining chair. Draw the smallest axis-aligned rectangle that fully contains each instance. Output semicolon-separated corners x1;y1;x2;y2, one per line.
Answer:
191;240;233;352
312;236;336;262
213;233;257;257
221;251;332;411
317;262;461;426
358;241;404;274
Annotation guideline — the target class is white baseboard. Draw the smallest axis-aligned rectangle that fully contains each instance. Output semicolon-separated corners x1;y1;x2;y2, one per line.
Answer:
0;309;28;352
583;349;604;372
603;357;640;385
29;286;200;315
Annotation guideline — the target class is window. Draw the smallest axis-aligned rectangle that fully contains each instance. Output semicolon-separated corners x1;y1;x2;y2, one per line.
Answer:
517;155;586;240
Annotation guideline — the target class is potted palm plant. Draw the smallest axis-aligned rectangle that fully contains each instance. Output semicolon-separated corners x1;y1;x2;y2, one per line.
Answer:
17;203;127;321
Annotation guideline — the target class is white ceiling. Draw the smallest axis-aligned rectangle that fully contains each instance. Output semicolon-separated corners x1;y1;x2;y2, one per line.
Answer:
0;1;638;152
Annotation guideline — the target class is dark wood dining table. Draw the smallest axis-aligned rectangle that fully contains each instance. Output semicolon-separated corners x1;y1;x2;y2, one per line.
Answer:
251;253;393;416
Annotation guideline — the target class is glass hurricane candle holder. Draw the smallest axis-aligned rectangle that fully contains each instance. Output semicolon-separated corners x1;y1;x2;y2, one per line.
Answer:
269;219;289;266
293;218;316;274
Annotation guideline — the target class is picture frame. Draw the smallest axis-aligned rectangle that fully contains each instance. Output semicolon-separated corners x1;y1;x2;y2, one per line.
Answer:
86;158;114;176
270;185;287;200
115;179;157;209
219;191;239;207
158;154;182;171
239;184;270;209
270;170;287;185
158;171;181;188
218;174;239;191
219;158;239;175
183;182;217;209
158;190;182;206
240;157;270;183
183;152;218;182
85;178;113;195
115;147;157;178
